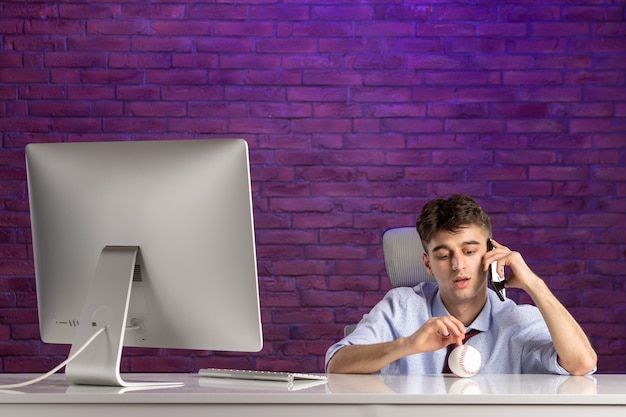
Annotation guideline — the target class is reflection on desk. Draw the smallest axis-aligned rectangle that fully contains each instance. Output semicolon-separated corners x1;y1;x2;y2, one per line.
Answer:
198;374;329;392
326;373;599;396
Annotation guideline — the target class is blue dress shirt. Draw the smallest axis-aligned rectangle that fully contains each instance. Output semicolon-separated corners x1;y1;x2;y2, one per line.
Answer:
326;282;571;375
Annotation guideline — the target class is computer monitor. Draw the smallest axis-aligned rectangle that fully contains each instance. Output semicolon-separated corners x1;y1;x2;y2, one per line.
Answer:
25;139;263;387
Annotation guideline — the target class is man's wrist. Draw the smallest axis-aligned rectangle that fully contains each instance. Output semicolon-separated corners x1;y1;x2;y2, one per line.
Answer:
523;274;550;301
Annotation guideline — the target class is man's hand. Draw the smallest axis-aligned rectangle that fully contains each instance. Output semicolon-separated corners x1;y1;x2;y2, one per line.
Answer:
483;239;540;292
406;315;467;352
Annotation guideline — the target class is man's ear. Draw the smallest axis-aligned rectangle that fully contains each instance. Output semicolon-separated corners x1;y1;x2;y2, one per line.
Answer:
422;252;433;276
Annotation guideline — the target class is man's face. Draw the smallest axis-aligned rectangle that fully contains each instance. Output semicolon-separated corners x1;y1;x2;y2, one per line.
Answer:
422;224;490;310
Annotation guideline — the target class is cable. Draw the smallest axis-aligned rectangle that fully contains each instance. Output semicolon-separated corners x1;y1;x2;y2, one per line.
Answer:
0;326;108;390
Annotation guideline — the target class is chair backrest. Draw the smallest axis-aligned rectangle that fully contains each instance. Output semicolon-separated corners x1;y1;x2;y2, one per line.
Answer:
344;227;434;336
383;227;435;287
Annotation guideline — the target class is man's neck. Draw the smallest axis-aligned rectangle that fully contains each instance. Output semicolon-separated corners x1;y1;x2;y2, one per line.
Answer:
441;294;488;327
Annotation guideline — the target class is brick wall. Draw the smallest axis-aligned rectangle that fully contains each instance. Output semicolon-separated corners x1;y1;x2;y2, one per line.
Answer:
1;1;625;374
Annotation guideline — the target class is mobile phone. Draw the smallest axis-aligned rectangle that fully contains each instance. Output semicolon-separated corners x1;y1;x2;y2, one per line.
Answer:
487;239;506;301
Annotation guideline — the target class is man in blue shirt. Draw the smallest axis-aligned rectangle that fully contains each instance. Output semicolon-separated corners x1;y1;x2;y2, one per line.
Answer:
326;195;597;375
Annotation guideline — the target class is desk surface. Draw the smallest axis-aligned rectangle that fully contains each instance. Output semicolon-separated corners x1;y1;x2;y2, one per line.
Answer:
0;373;624;405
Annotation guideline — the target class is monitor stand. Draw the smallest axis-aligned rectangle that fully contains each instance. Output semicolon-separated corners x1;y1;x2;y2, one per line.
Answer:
65;246;183;388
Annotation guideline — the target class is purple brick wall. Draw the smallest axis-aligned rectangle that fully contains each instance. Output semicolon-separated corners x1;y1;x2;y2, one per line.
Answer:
1;1;625;374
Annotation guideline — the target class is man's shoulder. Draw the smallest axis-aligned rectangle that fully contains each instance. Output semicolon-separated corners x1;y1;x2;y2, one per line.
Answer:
375;282;437;320
489;292;543;324
385;281;438;301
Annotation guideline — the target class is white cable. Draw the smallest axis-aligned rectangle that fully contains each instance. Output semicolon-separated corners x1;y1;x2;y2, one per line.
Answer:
0;326;108;390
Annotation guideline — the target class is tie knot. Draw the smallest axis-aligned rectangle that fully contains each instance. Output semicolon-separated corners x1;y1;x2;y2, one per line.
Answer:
464;328;481;342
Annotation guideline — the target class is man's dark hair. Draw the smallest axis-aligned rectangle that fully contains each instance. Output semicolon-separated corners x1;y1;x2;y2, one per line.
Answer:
415;194;492;250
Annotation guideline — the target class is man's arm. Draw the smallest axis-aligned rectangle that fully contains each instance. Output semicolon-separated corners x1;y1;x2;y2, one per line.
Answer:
327;316;466;374
326;338;413;374
525;278;597;375
486;240;597;376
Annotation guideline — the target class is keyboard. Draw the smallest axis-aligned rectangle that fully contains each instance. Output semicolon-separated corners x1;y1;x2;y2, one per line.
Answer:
198;368;327;383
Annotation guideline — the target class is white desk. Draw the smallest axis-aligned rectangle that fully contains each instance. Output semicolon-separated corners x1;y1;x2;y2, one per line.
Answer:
1;373;624;417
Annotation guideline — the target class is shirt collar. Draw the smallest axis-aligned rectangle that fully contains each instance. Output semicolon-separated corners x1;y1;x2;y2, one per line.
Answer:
432;289;491;333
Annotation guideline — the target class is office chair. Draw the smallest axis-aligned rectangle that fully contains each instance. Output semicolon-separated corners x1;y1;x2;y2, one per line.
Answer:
343;227;433;336
382;226;435;287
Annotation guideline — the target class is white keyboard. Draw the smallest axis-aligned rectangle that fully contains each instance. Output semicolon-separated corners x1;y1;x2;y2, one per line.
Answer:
198;368;327;383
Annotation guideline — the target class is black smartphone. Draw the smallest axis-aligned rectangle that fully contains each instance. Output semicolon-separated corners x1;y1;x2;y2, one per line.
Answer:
487;239;506;302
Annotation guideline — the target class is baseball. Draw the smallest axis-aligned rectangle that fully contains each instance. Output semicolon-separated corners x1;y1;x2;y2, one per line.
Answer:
447;344;481;378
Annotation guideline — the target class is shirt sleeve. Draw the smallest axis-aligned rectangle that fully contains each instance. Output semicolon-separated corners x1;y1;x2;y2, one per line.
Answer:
325;287;425;371
507;305;576;375
522;337;596;376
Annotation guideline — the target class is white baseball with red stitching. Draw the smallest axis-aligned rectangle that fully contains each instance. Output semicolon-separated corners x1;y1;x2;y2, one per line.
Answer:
448;345;482;378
